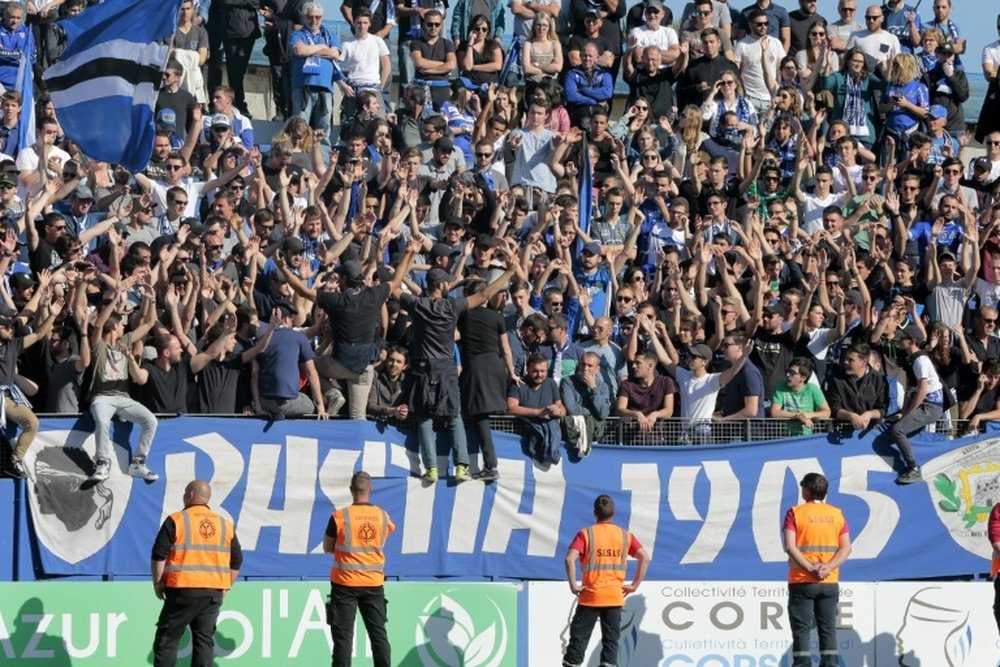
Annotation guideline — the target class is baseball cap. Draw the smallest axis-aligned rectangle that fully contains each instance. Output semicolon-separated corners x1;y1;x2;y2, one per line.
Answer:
843;289;864;307
9;273;33;291
898;324;924;342
337;260;364;282
582;241;602;256
430;243;459;260
928;104;948;120
690;343;714;360
475;234;497;249
434;137;454;153
73;184;94;201
210;113;231;129
283;237;305;253
764;303;787;318
426;267;453;287
973;156;991;171
273;298;298;316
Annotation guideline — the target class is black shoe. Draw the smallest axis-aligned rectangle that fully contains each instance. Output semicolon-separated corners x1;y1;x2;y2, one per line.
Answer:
896;467;922;485
472;468;499;481
9;459;27;479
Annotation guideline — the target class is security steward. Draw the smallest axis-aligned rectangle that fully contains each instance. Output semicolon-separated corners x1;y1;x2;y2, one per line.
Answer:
784;472;852;667
150;479;242;667
323;470;395;667
563;494;650;667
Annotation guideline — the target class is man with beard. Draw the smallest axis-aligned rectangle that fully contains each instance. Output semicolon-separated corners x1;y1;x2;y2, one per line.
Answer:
677;27;740;109
624;42;688;120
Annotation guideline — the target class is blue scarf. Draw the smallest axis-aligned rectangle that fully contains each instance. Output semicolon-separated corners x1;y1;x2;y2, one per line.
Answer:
844;74;866;130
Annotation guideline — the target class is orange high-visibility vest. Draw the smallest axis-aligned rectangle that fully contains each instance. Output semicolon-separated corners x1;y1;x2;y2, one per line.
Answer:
163;505;234;590
788;501;846;584
331;504;395;587
579;522;630;607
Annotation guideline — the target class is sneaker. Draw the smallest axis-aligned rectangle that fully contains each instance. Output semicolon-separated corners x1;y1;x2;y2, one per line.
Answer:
473;468;499;481
88;459;111;483
421;467;438;484
128;459;160;482
897;467;922;485
454;464;471;483
9;458;27;479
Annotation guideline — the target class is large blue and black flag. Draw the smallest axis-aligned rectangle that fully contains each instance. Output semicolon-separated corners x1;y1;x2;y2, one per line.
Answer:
42;0;180;172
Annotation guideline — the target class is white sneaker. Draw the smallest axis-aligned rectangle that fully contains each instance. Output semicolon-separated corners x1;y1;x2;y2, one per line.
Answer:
128;460;159;482
88;459;111;482
9;459;27;479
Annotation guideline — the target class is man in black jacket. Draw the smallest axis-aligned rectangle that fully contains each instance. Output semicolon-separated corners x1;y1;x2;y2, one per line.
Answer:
675;27;740;110
823;343;889;430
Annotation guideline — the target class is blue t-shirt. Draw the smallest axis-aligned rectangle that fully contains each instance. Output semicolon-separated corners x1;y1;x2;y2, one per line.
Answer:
288;27;339;91
255;326;317;399
882;3;921;53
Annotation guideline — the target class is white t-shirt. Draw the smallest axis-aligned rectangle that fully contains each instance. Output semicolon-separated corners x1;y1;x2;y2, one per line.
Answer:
674;366;722;419
846;29;900;69
338;34;390;86
803;191;842;235
148;178;207;219
977;277;1000;311
628;25;679;51
733;35;786;101
15;144;71;177
510;128;557;193
983;39;1000;70
833;164;863;195
911;354;943;400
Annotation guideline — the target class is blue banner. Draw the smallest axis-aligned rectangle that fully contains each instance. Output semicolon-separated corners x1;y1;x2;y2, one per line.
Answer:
20;418;1000;581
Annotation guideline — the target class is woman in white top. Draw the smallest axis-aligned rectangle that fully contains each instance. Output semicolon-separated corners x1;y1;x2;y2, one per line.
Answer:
795;20;839;81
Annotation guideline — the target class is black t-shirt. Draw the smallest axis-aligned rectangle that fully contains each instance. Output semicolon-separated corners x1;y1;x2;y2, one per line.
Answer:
751;329;800;401
261;159;304;195
197;353;245;414
400;294;468;360
568;33;617;61
411;36;456;80
788;9;821;55
458;306;504;360
350;0;389;32
156;88;198;136
317;283;390;345
140;358;190;414
30;238;62;274
0;335;24;383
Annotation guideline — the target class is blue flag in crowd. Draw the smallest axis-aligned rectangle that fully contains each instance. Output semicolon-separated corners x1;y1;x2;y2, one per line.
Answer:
42;0;180;172
578;139;592;238
15;38;34;155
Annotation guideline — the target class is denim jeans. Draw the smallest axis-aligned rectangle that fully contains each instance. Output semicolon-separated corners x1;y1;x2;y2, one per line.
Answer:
397;40;415;86
260;393;316;419
788;583;840;667
292;87;332;145
91;394;157;463
416;416;469;471
562;604;621;667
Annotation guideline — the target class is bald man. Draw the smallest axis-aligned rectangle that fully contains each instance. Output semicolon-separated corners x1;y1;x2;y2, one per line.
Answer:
151;480;243;667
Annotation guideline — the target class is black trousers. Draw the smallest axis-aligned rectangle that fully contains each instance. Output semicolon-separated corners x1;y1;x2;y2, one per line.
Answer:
993;577;1000;635
788;583;839;667
329;583;391;667
152;593;222;667
207;35;256;114
562;603;621;667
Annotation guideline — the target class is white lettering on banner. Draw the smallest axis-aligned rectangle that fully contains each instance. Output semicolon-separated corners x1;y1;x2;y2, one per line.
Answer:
62;612;98;658
622;463;660;558
262;588;273;658
674;462;740;564
481;457;565;556
363;440;387;478
163;432;246;524
752;459;822;562
236;438;319;552
450;476;486;553
288;589;333;657
838;455;898;558
394;442;435;555
316;447;362;553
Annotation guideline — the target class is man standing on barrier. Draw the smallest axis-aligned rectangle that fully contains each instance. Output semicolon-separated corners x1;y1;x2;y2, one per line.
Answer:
323;471;395;667
563;494;650;667
151;480;242;667
784;472;852;667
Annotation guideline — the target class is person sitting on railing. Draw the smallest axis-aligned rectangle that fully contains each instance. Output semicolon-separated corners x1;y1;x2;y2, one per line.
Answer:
769;356;832;435
959;358;1000;433
508;352;566;465
560;351;612;455
823;340;889;430
367;345;413;426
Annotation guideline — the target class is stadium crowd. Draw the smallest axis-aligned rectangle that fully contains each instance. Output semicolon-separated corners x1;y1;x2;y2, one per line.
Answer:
0;0;999;486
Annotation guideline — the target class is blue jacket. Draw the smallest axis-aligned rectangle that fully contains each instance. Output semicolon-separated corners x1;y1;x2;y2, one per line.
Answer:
0;24;34;89
564;67;613;108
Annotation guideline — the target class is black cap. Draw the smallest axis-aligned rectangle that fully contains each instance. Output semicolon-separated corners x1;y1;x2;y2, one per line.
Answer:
9;273;34;291
430;242;459;260
273;298;298;316
898;324;924;343
434;137;454;152
764;303;787;318
426;267;453;287
475;234;497;249
283;237;305;253
338;260;364;282
936;42;955;55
